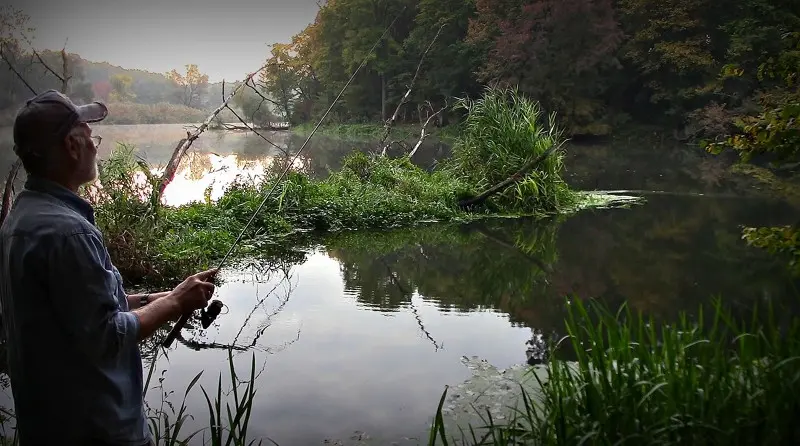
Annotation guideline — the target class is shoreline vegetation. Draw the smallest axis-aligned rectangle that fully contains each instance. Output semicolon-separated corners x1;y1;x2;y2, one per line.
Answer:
82;86;643;287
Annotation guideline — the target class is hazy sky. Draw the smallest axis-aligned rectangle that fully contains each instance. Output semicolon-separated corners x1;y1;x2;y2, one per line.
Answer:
4;0;321;82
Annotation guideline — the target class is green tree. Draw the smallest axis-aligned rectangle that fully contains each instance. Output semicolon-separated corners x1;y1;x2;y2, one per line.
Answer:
616;0;729;125
403;0;482;124
705;31;800;274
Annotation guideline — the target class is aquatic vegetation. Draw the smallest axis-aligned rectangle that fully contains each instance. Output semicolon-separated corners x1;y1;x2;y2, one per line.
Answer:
428;298;800;445
444;86;577;213
144;350;262;446
79;86;641;288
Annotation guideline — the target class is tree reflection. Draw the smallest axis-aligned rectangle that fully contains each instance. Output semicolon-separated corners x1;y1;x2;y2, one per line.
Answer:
322;195;800;335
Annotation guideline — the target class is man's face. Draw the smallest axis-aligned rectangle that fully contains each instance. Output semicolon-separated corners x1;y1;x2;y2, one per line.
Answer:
65;123;98;184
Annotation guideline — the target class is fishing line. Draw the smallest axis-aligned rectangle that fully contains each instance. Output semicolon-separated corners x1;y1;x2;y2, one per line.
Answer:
162;8;406;348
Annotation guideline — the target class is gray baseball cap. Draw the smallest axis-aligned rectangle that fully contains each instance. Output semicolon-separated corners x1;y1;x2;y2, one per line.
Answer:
13;89;108;159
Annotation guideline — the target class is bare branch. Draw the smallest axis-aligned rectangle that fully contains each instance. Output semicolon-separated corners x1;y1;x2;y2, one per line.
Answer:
60;44;70;93
224;104;289;155
0;45;35;95
408;100;447;158
379;24;445;155
19;30;70;90
155;64;269;203
245;79;282;108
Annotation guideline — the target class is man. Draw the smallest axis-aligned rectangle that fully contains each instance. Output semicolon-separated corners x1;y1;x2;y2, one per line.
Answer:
0;89;217;445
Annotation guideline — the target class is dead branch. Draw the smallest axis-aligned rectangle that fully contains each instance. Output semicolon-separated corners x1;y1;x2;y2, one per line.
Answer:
0;45;35;95
224;104;289;155
19;31;71;91
245;79;283;109
408;100;447;158
231;268;292;347
1;161;22;227
60;47;69;93
154;65;269;203
379;24;445;156
458;143;561;209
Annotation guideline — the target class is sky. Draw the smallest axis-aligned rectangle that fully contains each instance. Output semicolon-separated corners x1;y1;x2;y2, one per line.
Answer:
3;0;321;82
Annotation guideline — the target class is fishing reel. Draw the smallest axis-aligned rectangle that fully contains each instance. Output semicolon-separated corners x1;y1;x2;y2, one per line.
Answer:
199;299;225;329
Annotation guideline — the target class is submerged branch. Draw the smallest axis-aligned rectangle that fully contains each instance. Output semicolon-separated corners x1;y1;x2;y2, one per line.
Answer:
458;143;561;209
473;224;552;274
379;24;445;155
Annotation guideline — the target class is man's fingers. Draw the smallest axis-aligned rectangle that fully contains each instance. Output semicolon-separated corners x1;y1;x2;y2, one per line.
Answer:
194;268;219;281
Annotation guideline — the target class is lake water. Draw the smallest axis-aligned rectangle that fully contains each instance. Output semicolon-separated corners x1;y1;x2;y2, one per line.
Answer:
0;124;798;444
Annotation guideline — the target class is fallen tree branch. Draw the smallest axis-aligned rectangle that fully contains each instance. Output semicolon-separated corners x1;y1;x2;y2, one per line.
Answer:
155;65;269;203
408;100;447;158
224;104;289;155
458;143;561;209
379;24;445;155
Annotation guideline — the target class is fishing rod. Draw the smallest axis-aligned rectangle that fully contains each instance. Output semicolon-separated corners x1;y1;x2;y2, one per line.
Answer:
162;8;406;348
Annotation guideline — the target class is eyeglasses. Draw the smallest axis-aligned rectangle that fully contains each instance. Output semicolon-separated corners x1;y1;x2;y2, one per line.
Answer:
91;135;102;147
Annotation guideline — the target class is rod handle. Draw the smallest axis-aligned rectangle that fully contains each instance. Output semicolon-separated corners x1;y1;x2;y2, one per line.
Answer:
162;311;192;348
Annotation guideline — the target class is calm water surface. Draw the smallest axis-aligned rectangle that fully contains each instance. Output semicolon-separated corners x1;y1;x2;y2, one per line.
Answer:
0;124;798;444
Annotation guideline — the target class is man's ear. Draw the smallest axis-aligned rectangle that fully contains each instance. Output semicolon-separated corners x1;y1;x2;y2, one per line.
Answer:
63;133;81;161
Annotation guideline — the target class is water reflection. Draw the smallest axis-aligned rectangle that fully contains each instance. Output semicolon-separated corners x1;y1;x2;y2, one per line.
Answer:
142;192;796;444
1;124;799;444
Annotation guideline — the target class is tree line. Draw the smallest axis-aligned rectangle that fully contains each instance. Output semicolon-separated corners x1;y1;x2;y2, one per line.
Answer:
256;0;798;140
0;5;222;122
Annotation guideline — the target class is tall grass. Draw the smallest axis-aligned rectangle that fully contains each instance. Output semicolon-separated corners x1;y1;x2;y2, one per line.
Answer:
144;350;265;446
446;86;576;213
429;298;800;445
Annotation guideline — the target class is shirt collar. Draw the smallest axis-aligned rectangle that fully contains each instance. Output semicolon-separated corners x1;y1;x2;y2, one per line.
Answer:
24;175;96;225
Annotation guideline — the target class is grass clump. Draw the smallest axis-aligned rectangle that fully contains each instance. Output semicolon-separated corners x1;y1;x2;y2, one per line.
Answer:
429;298;800;445
445;86;577;213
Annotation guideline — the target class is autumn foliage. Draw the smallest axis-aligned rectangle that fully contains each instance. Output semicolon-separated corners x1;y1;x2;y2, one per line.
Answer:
252;0;797;139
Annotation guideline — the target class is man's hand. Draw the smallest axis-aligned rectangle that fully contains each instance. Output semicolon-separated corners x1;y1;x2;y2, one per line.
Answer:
132;268;218;341
169;268;218;314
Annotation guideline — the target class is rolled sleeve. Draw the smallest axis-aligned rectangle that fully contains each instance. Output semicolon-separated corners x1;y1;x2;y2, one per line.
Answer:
47;231;140;361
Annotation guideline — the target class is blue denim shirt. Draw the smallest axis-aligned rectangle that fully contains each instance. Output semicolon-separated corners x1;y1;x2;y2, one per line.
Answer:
0;176;150;445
